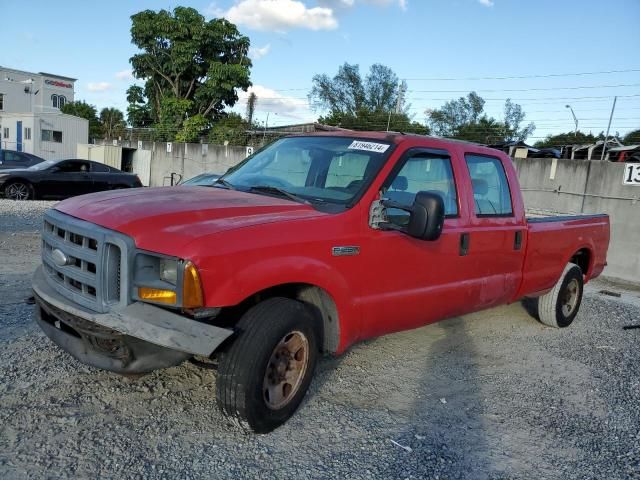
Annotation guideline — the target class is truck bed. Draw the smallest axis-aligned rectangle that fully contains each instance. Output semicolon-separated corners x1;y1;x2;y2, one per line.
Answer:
517;212;610;298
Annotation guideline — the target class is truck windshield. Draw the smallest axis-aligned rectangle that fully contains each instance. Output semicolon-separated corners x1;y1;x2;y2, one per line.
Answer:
220;136;392;205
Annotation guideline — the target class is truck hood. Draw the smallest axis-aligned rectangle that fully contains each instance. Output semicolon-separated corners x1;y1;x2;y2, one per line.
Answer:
55;186;326;255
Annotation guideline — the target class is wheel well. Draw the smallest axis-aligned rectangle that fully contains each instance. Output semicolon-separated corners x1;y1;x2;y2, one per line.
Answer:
570;248;591;275
217;283;340;354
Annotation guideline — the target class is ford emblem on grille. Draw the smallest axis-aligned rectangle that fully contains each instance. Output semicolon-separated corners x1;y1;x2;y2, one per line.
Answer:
51;248;71;267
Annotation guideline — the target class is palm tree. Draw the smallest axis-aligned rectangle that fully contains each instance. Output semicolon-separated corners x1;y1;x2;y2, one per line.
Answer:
100;107;126;140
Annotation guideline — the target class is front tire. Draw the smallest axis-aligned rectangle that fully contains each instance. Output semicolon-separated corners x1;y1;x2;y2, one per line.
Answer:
216;297;319;433
5;181;34;200
536;263;584;328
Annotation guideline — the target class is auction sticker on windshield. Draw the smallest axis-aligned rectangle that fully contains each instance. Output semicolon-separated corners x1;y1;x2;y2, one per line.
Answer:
348;141;390;153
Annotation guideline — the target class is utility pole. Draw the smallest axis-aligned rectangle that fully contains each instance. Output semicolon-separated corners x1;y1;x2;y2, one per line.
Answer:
262;112;270;142
600;96;617;161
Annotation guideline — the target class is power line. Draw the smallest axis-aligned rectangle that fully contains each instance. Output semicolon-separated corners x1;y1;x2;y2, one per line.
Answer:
402;68;640;81
410;83;640;93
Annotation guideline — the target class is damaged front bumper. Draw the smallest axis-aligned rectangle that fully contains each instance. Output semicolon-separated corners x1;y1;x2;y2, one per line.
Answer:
32;265;233;374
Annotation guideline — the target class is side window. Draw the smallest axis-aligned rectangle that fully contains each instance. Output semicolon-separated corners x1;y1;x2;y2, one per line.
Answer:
58;161;90;173
91;162;110;173
384;153;458;224
325;153;369;191
3;127;9;139
51;94;58;108
24;127;31;140
5;152;27;163
465;154;513;216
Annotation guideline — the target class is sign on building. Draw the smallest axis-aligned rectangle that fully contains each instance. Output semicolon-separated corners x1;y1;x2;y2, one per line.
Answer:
623;163;640;185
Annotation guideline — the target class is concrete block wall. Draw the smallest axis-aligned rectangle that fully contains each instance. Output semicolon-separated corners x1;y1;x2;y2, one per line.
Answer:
514;157;640;283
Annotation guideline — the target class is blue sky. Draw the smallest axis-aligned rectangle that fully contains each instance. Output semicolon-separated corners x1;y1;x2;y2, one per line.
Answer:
2;0;639;141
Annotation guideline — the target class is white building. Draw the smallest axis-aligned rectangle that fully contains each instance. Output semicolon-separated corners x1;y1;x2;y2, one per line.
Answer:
1;112;88;160
0;66;77;114
0;66;88;159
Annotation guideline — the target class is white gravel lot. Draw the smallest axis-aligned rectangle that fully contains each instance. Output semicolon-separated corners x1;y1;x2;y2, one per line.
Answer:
1;198;639;479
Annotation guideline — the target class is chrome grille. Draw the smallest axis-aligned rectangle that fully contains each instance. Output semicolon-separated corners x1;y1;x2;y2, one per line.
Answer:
41;210;132;313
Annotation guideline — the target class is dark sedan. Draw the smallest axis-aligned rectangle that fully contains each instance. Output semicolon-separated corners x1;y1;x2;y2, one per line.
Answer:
0;159;142;200
0;150;46;170
179;172;221;186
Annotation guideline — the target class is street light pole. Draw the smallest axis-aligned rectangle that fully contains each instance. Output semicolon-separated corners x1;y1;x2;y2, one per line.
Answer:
565;104;578;137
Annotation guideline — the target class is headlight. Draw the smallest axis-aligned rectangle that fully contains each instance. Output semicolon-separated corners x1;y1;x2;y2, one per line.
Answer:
134;254;203;309
159;258;178;285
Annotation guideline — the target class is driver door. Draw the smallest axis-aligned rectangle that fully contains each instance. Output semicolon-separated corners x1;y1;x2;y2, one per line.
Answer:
41;160;93;198
359;148;477;338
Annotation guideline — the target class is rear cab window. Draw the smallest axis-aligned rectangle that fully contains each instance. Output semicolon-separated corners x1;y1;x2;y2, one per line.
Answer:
464;154;513;217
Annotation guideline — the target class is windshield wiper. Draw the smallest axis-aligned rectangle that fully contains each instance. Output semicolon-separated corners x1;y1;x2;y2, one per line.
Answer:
211;178;236;190
248;185;310;205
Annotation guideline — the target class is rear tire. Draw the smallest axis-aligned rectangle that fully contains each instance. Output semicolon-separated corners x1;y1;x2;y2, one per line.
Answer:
536;263;584;328
5;181;34;201
216;297;319;433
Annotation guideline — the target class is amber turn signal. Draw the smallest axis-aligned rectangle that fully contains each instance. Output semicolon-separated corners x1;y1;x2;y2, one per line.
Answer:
138;287;177;305
182;261;204;309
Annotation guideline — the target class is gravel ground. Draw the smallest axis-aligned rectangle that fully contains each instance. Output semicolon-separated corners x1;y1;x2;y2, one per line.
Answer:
1;198;639;479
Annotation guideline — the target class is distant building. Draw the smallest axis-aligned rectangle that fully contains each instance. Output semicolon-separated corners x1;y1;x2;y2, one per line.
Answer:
0;66;87;159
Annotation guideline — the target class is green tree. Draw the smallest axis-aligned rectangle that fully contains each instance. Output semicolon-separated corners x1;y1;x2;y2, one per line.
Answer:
533;131;599;148
623;129;640;145
61;101;102;139
128;7;251;139
319;109;428;134
208;113;249;146
246;92;257;126
99;107;126;140
310;63;428;133
126;86;153;127
427;92;535;143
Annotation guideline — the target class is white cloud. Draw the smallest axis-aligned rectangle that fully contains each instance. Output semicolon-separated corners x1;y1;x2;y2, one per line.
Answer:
86;82;112;92
115;70;133;81
478;0;494;6
249;43;272;60
222;0;338;32
238;85;313;121
319;0;406;9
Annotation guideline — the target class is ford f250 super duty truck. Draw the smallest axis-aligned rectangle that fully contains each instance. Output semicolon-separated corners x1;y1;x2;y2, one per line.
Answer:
32;132;610;433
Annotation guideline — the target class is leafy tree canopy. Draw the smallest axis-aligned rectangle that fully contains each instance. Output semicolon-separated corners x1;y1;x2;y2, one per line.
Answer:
427;92;535;143
208;113;250;146
61;101;102;139
623;129;640;145
319;109;429;135
99;107;126;140
128;6;252;140
533;130;604;148
310;63;428;133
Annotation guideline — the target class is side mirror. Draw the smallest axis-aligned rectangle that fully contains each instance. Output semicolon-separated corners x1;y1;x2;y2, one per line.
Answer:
406;191;445;241
379;191;445;241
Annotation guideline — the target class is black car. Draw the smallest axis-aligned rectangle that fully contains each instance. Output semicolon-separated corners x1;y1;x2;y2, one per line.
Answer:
0;150;46;170
0;159;143;200
179;172;221;186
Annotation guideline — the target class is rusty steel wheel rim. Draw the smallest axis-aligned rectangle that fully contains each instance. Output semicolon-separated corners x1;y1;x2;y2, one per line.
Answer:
562;278;580;317
263;330;309;410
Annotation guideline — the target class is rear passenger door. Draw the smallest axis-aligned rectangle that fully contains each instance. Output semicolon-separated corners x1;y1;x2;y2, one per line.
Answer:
90;161;113;192
462;153;526;307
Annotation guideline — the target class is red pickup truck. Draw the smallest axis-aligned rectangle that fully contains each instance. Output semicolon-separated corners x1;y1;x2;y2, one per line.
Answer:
32;132;609;432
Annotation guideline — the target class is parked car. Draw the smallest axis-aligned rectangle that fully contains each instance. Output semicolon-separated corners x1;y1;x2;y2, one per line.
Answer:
179;172;221;186
0;149;46;170
32;132;609;433
0;159;142;200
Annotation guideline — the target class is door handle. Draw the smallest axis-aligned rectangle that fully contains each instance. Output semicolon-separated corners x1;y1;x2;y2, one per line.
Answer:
459;233;470;256
514;230;523;250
